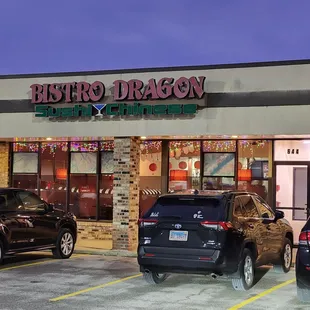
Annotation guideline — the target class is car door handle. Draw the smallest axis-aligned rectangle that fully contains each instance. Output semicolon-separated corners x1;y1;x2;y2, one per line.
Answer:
248;224;254;229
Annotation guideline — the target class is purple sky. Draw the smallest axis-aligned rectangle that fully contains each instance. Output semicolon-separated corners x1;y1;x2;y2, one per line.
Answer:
1;0;310;74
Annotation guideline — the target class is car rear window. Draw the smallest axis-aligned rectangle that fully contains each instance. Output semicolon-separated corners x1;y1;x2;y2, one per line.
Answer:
143;196;227;221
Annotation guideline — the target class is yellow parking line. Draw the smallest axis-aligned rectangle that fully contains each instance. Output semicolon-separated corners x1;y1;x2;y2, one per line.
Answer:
0;254;90;272
50;273;142;302
228;278;296;310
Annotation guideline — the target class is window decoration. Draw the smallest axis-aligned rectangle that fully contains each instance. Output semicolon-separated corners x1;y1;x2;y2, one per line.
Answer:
13;142;39;152
70;153;97;173
70;142;98;152
13;153;38;173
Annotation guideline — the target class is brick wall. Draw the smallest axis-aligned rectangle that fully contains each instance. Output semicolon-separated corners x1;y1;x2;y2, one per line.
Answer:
76;221;113;249
112;137;140;251
0;143;10;187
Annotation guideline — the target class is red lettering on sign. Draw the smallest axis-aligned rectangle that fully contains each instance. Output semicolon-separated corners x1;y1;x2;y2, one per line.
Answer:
30;84;43;103
30;76;205;103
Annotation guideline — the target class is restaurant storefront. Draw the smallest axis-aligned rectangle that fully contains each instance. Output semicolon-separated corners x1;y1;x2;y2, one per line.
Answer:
1;59;310;250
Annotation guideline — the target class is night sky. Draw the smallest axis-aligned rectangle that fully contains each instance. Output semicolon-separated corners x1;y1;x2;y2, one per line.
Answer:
1;0;309;74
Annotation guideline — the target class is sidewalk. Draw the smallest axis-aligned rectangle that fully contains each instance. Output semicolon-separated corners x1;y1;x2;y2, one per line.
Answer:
74;246;137;257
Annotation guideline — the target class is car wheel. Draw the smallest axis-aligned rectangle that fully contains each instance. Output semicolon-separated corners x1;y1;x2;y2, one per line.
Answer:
297;280;310;303
231;248;255;291
143;271;168;284
273;238;292;273
52;228;75;259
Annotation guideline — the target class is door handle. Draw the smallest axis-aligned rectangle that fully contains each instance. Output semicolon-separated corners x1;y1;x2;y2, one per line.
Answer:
248;224;254;229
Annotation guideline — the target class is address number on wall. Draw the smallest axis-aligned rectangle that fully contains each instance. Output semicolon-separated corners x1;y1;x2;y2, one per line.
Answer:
287;148;299;154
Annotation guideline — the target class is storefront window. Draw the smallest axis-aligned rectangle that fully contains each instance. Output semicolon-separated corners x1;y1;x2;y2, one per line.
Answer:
40;142;68;211
202;140;236;190
169;141;201;192
99;141;114;221
140;141;162;216
12;142;39;193
69;142;98;220
237;140;272;203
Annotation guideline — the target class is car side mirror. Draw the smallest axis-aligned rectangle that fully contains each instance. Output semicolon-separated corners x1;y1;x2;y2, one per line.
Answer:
274;210;284;221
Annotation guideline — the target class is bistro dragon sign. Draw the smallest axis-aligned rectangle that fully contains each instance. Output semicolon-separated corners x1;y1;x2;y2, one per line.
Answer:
30;76;206;118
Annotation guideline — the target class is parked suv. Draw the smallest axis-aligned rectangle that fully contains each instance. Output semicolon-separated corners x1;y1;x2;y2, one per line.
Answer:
0;188;77;263
137;190;293;291
295;218;310;302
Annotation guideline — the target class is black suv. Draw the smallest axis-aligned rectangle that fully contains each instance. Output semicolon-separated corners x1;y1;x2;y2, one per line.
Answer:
0;188;77;263
295;218;310;302
137;190;293;291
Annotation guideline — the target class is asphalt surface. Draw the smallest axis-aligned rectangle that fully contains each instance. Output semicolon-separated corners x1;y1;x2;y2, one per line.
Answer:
0;252;308;310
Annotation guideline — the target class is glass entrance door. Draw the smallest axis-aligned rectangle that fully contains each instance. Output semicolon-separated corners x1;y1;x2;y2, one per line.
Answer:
275;164;309;245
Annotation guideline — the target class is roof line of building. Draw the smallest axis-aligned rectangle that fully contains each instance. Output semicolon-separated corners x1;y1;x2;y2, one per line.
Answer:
1;58;310;80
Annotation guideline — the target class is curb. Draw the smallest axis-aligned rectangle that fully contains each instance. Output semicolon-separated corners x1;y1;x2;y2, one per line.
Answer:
74;249;137;257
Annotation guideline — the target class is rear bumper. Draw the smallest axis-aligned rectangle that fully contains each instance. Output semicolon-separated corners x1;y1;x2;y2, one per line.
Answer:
137;246;238;275
296;249;310;288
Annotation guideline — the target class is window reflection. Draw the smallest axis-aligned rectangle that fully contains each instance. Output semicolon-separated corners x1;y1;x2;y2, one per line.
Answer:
237;140;272;202
40;142;68;211
140;141;162;216
169;141;201;192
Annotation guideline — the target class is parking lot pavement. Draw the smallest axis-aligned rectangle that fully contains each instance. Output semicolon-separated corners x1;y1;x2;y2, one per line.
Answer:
0;253;308;310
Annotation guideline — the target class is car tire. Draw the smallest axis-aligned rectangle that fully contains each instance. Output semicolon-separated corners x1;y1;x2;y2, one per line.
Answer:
143;271;168;284
231;248;255;291
297;279;310;303
52;228;75;259
273;238;292;273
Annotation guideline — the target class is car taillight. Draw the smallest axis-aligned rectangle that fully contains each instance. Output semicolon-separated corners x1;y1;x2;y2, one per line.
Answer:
200;221;233;231
299;231;310;246
138;219;158;228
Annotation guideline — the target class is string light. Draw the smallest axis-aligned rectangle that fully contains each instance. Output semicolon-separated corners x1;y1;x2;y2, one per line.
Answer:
13;141;115;154
13;143;39;152
140;141;162;154
203;140;236;152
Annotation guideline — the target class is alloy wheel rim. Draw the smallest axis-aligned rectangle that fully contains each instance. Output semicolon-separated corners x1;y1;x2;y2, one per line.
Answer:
284;244;292;269
244;256;254;286
60;233;73;256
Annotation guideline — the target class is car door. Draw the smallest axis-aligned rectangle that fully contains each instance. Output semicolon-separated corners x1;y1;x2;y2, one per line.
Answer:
0;190;30;250
253;195;283;257
14;190;57;247
238;194;270;264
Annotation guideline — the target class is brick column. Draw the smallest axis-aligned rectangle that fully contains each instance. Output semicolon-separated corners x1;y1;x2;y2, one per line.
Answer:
112;137;140;251
0;143;10;187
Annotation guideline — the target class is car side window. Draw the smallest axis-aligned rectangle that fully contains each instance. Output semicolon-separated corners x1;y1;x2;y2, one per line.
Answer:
0;192;20;212
239;195;260;218
253;196;274;219
233;197;247;217
15;191;46;212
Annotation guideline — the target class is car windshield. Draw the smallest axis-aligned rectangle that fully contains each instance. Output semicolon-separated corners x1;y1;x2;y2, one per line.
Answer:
144;196;227;221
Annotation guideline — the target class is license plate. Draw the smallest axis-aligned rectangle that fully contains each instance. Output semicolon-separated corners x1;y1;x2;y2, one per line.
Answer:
169;230;188;241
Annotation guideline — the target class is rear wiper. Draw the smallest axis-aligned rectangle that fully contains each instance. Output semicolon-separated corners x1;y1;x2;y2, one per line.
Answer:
159;215;182;219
